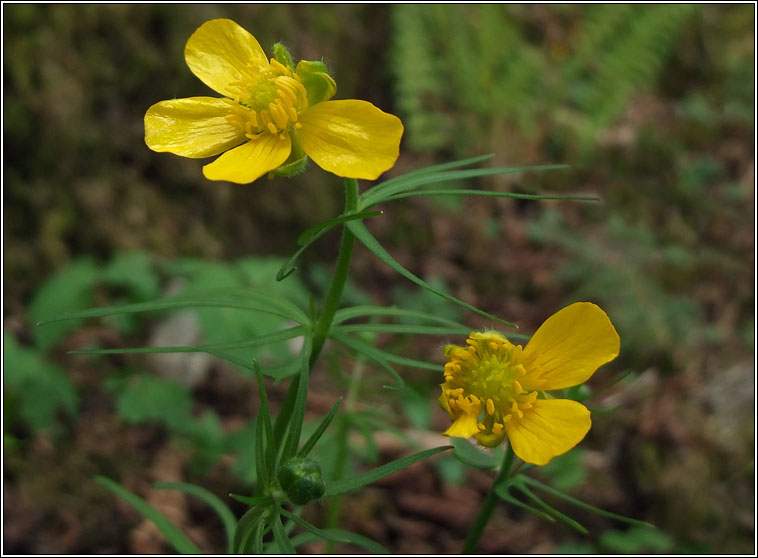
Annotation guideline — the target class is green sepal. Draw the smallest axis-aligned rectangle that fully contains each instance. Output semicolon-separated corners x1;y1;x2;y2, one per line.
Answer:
268;131;308;179
272;43;294;70
296;60;337;106
268;155;308;179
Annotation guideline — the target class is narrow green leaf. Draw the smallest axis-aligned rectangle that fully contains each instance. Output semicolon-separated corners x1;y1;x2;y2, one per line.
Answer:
272;513;296;554
251;520;265;554
316;529;390;554
69;325;304;356
576;370;635;403
361;164;568;209
495;484;557;523
324;445;452;497
228;494;273;507
520;476;655;529
513;480;588;534
254;361;276;478
276;210;381;281
298;397;343;458
279;338;312;460
255;412;268;487
383;189;598;203
333;305;471;328
279;509;389;553
233;507;265;554
154;482;236;555
365;154;495;202
371;350;440;372
329;330;404;388
333;323;471;336
39;290;309;327
297;210;383;246
95;476;202;554
288;529;389;553
347;220;515;327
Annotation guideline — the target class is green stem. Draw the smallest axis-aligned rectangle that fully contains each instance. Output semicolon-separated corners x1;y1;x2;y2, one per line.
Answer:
462;445;516;554
309;177;359;368
273;178;359;455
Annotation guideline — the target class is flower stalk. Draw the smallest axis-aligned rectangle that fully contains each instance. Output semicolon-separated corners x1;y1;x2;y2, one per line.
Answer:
462;444;515;554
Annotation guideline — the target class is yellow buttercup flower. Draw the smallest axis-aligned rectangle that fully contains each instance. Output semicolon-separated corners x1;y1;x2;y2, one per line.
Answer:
440;302;620;466
145;19;403;184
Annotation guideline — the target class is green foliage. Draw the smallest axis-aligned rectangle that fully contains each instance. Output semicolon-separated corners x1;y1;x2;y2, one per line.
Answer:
29;258;100;350
390;4;698;157
163;256;310;364
555;526;674;554
95;476;203;554
539;449;587;492
3;331;78;434
107;374;193;431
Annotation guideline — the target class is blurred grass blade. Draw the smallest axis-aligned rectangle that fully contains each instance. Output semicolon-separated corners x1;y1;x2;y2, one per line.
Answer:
95;476;202;554
324;445;452;497
39;289;309;326
154;482;237;555
384;189;598;203
520;476;655;528
329;330;404;388
70;325;305;356
279;509;389;554
272;514;296;554
347;220;515;327
297;397;343;458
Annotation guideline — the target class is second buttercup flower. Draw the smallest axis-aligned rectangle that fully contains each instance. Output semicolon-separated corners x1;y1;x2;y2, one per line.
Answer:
145;19;403;184
440;302;620;466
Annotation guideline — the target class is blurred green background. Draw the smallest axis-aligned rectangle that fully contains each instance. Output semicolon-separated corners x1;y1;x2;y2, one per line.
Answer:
4;4;754;554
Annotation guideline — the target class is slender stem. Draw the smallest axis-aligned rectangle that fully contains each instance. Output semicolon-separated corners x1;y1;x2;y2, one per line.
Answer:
309;177;359;368
272;178;359;458
462;445;516;554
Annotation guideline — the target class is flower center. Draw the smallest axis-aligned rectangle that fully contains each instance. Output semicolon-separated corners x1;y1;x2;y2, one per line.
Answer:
442;333;540;447
225;58;308;140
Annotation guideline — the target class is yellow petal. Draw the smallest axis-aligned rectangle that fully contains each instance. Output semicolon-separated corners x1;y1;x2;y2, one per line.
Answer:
443;410;481;439
202;133;291;184
522;302;620;390
298;100;403;180
184;19;268;98
145;97;245;158
505;399;591;466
